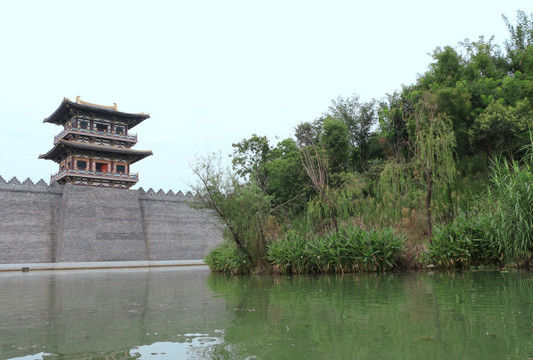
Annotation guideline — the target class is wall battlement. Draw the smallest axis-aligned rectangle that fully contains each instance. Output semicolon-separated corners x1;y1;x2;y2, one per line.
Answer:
138;187;195;201
0;176;62;193
0;176;194;199
0;179;223;264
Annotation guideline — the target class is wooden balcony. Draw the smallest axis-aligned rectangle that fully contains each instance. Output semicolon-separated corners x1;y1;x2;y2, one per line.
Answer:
54;126;138;144
50;168;139;184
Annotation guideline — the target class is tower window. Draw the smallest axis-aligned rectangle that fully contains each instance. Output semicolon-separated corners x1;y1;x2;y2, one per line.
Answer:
96;124;108;132
95;162;108;172
116;165;126;173
77;160;87;170
79;121;88;129
115;126;124;134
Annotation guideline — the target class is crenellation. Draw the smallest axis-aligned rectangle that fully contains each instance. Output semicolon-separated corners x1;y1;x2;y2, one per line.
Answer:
137;187;195;202
8;177;21;185
0;177;62;194
36;179;48;187
22;178;35;186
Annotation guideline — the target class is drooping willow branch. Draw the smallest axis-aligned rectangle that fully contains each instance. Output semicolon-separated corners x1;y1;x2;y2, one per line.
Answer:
298;135;339;233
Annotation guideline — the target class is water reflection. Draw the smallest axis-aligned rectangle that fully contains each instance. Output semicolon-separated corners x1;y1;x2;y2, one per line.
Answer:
0;267;228;360
1;269;533;359
131;334;224;359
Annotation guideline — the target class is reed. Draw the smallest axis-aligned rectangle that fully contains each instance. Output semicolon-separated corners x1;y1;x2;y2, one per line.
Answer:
486;156;533;263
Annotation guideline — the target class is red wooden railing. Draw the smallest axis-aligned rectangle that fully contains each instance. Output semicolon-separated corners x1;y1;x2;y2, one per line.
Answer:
54;126;137;144
50;169;139;183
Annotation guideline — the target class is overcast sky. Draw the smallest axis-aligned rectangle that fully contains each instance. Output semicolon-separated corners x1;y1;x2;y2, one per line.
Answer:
1;1;531;192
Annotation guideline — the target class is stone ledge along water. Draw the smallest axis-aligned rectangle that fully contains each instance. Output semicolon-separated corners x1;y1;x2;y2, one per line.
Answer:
0;180;223;267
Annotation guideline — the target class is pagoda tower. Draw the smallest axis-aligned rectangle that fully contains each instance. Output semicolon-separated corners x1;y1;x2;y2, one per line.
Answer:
39;97;153;189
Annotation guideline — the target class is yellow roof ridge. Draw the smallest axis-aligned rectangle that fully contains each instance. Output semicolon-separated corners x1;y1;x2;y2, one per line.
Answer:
75;96;118;111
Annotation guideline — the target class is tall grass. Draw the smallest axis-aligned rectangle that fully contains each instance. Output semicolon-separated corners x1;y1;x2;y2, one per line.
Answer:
429;148;533;268
266;226;404;274
486;157;533;262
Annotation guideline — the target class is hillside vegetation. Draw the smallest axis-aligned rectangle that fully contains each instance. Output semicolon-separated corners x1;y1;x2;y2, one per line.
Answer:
194;11;533;274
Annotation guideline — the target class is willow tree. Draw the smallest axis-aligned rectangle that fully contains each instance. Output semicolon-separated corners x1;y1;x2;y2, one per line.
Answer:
299;136;338;233
411;91;456;239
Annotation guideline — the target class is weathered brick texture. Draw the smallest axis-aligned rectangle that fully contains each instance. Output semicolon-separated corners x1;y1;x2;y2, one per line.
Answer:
0;177;223;264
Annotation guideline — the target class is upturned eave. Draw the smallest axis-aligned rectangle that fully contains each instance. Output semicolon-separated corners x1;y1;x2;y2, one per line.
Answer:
39;140;153;164
43;98;150;129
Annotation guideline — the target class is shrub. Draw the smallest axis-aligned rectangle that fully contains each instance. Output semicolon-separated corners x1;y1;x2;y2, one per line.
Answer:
204;242;251;274
352;228;405;272
267;226;404;274
429;213;496;268
265;232;310;274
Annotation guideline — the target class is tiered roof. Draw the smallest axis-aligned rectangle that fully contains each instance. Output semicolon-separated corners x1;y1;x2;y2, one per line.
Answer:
38;139;152;163
43;96;150;129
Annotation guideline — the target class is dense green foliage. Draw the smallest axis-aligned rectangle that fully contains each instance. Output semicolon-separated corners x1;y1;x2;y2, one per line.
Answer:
195;11;533;272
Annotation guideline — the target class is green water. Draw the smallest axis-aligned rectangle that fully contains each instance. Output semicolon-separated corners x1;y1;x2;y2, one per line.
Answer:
1;268;533;360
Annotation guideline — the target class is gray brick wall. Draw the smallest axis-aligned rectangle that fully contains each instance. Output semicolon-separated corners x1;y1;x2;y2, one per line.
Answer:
0;178;62;263
56;185;148;262
0;177;223;264
140;198;223;260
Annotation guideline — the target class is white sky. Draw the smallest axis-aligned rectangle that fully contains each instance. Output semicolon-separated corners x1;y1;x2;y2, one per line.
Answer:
1;1;531;192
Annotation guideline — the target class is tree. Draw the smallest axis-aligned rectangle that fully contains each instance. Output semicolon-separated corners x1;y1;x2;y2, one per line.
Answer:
470;98;533;157
502;10;533;74
321;117;351;174
326;95;376;170
378;92;410;160
191;153;272;264
410;91;456;239
420;46;463;89
294;119;322;148
299;135;342;233
264;138;308;208
460;36;508;80
433;82;472;157
230;134;270;189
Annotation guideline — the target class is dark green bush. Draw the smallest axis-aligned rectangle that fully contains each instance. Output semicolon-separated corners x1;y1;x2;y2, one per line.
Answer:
204;242;251;274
